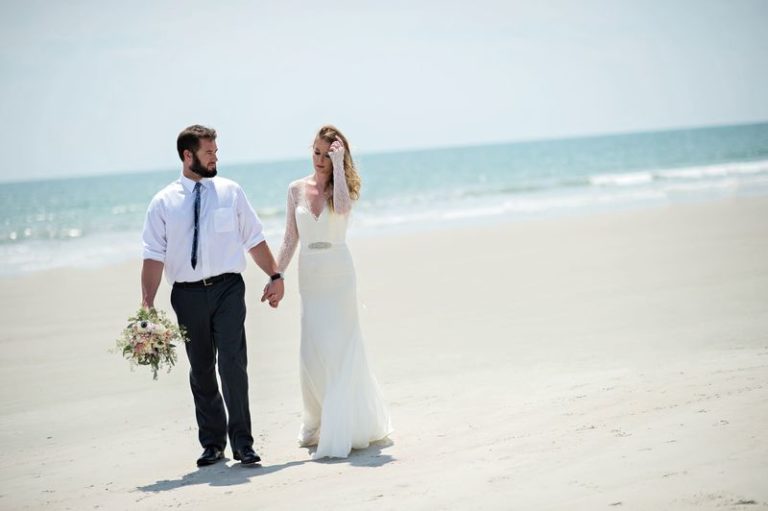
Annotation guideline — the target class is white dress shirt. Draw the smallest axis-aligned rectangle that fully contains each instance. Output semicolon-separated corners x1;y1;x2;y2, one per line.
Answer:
142;173;266;284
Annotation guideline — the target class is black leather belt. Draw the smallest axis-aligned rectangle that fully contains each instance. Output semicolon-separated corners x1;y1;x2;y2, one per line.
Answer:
174;273;238;288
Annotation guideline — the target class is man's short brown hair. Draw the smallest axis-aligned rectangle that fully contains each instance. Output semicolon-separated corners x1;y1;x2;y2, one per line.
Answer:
177;125;217;161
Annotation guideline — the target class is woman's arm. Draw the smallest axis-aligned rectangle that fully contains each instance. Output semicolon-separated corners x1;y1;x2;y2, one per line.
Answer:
329;142;352;215
276;182;300;273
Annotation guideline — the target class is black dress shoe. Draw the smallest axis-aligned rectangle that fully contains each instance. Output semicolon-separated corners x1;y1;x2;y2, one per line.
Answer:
233;445;261;465
196;446;224;467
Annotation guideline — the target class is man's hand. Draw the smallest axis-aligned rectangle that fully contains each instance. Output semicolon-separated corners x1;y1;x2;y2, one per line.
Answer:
248;242;283;308
261;279;284;308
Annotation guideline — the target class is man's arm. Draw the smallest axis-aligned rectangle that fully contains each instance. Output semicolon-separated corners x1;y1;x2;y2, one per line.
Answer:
141;259;164;309
236;185;284;307
248;241;284;306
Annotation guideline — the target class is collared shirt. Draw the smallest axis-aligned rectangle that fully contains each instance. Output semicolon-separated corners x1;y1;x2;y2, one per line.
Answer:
142;173;265;284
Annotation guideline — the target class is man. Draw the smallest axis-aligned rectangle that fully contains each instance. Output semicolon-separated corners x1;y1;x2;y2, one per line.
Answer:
141;125;284;467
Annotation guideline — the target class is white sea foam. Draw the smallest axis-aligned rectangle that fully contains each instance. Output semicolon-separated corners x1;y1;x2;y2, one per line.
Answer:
590;159;768;188
590;172;654;187
658;160;768;180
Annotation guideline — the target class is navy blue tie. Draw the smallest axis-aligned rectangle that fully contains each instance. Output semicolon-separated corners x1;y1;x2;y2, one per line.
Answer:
191;182;201;269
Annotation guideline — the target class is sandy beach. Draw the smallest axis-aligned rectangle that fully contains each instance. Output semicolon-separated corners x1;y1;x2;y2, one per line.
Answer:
1;196;766;510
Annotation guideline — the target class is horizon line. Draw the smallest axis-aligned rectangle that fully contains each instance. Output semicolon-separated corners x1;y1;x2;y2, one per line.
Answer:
2;119;767;186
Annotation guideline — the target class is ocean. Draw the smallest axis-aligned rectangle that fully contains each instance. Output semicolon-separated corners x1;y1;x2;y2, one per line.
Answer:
2;122;767;276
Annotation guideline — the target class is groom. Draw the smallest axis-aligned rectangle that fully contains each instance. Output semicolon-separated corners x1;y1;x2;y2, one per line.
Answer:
141;124;284;466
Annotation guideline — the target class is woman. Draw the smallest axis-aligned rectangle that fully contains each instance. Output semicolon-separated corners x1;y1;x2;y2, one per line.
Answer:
273;125;392;459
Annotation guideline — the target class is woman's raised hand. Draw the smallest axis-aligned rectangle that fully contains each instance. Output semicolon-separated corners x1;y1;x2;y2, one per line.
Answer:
329;139;345;166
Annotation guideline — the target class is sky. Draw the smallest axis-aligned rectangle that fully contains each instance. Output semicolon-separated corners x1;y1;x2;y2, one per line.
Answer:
1;0;767;182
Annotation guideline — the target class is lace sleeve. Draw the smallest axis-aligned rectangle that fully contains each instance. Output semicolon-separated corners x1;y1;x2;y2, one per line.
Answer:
330;151;352;215
276;183;300;273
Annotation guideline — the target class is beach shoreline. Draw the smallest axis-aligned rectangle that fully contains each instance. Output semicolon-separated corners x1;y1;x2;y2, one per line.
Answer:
1;196;766;510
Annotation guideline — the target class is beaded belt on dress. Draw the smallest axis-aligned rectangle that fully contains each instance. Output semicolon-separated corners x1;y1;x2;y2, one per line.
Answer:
307;241;333;250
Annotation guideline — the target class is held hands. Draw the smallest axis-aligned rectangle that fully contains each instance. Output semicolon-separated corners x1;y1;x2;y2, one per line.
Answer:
260;279;285;308
328;139;345;168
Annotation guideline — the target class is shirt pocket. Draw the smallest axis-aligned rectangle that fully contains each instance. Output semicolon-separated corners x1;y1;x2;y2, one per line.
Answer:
213;207;236;233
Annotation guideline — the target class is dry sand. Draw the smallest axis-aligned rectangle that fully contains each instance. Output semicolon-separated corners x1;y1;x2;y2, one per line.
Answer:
1;197;766;510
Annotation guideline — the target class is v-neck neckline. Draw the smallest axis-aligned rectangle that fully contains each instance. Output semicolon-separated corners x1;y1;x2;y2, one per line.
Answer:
302;179;328;222
307;204;324;222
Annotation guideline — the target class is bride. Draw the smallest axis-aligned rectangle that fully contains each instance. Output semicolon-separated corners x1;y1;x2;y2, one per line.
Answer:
270;125;392;459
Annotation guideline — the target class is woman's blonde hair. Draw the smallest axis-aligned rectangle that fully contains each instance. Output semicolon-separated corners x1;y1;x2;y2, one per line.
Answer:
316;124;361;210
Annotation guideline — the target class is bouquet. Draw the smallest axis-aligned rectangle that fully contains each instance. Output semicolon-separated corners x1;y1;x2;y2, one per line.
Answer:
115;308;189;380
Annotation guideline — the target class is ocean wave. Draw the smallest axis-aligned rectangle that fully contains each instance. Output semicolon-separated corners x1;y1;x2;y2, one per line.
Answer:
354;189;669;228
354;172;768;230
590;159;768;187
658;159;768;180
459;178;591;198
255;207;283;219
402;159;768;203
590;172;654;187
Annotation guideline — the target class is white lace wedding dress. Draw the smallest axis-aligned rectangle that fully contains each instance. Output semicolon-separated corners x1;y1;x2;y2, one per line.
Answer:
276;154;392;459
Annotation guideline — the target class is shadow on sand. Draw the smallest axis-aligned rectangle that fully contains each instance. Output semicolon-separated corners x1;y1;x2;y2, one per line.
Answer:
136;457;308;492
137;439;395;492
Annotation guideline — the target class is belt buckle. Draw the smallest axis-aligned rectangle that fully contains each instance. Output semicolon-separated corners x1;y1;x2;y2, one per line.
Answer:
202;277;213;287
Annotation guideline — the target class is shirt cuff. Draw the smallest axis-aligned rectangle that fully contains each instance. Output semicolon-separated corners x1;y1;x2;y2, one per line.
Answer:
244;233;266;252
142;249;166;262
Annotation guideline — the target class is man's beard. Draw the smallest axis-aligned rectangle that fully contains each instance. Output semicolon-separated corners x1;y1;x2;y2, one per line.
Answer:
190;153;217;178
